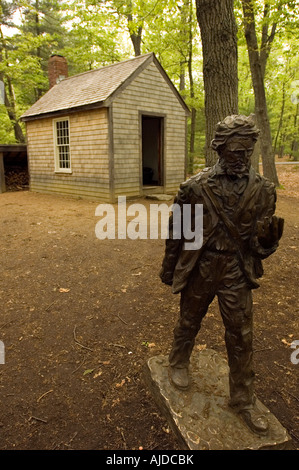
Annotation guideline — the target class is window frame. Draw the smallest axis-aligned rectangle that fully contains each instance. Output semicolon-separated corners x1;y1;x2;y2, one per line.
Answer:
53;117;72;174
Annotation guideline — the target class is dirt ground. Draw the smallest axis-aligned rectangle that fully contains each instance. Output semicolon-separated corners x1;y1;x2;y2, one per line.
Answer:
0;164;298;451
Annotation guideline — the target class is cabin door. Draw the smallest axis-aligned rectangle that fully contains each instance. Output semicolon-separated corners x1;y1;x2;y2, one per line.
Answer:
141;115;163;186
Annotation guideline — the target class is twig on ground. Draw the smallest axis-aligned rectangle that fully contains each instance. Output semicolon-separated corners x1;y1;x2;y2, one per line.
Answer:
72;357;86;374
115;313;128;325
118;427;127;450
45;301;56;312
37;389;53;403
73;326;93;351
29;415;48;424
109;343;126;349
285;390;299;404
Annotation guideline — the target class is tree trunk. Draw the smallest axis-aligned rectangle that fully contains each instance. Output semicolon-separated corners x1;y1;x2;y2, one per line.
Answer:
34;0;43;99
129;27;142;56
3;77;25;143
187;0;196;172
242;0;279;186
274;81;286;155
195;0;238;167
127;12;142;57
279;143;285;159
252;64;278;184
179;0;188;92
0;27;25;143
291;103;299;160
179;61;185;92
251;138;260;173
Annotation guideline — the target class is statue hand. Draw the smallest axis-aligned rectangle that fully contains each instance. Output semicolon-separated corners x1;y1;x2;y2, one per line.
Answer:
159;268;173;286
257;216;284;248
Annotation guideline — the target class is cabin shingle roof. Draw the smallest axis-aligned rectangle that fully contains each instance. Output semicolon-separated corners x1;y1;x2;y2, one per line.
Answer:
22;53;155;120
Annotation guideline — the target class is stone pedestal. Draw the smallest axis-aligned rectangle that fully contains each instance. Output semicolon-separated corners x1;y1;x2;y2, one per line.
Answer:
143;349;292;450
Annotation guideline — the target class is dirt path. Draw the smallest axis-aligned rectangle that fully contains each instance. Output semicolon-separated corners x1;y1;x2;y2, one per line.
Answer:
0;165;298;450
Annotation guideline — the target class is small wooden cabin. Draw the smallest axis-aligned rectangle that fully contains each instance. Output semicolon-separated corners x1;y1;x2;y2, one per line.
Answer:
22;53;190;202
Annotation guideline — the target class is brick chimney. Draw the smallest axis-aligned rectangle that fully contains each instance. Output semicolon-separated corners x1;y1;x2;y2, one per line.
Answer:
48;55;68;88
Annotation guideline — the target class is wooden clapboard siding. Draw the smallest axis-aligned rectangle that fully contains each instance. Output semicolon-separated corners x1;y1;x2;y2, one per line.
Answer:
25;55;188;201
26;108;111;200
112;61;186;197
30;179;110;200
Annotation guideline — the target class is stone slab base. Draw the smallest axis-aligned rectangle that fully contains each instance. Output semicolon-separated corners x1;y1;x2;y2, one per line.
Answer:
143;349;292;450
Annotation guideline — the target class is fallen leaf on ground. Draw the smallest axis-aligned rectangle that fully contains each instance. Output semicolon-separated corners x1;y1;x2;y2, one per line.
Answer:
116;379;126;387
93;371;103;378
83;369;94;376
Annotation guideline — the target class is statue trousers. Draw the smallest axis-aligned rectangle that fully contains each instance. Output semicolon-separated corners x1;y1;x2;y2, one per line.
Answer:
169;250;255;410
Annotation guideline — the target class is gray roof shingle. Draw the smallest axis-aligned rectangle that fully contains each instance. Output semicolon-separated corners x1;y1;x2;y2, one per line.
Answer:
22;53;155;120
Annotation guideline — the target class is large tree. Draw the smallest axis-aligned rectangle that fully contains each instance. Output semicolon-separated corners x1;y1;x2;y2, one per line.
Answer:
180;0;197;172
241;0;280;185
195;0;238;166
0;1;25;142
142;0;202;173
19;0;67;98
62;0;122;74
111;0;171;57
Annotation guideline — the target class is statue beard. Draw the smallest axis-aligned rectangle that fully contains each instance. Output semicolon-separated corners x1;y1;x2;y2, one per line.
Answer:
219;158;250;178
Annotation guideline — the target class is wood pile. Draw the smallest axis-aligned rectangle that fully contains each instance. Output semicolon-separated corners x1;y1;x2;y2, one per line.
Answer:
5;167;29;191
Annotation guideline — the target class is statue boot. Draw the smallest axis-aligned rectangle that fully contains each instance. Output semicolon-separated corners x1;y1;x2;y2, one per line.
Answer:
169;365;190;390
238;403;269;436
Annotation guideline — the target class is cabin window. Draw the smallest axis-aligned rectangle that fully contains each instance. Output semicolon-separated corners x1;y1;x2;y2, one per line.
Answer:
54;118;71;172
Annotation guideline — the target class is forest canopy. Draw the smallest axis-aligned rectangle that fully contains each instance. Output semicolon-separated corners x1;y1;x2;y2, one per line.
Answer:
0;0;298;170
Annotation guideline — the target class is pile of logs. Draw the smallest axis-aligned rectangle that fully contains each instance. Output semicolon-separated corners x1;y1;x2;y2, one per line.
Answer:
5;167;29;191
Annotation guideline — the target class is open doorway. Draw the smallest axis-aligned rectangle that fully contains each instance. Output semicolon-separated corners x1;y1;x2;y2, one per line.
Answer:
142;115;163;186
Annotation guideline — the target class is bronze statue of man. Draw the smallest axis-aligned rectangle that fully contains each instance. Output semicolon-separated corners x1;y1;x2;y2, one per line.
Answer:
160;114;284;435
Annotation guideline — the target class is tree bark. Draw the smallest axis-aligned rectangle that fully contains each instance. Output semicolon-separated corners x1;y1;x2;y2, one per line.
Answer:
179;61;185;92
251;138;260;172
291;103;299;160
195;0;238;166
0;27;25;143
242;0;279;186
187;0;196;172
274;81;286;155
4;76;26;143
129;26;142;56
127;12;142;56
260;1;279;79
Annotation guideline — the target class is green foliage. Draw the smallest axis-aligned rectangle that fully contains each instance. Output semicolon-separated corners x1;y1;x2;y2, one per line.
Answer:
1;32;51;102
236;0;299;160
238;45;255;116
0;0;68;141
0;0;297;157
266;46;299;158
0;106;16;143
61;0;126;74
0;0;18;26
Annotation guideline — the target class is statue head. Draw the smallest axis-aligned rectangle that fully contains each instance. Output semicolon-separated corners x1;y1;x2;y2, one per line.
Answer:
211;114;260;176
